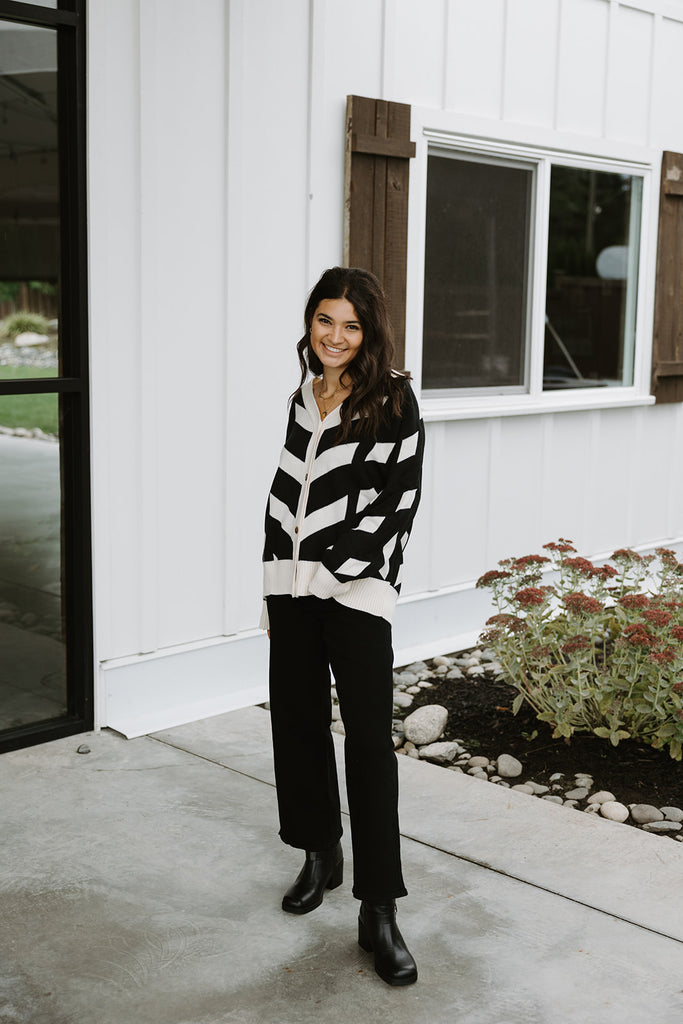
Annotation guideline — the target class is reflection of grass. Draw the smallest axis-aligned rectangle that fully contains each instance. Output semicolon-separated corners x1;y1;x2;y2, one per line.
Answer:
0;367;59;436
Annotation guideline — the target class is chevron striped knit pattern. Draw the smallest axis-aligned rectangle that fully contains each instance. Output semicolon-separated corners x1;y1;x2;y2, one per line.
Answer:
261;377;425;626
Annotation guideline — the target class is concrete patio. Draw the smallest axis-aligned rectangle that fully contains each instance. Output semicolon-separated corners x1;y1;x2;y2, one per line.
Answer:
1;704;682;1024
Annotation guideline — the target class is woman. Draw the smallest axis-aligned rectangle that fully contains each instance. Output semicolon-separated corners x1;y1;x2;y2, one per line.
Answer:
261;266;425;987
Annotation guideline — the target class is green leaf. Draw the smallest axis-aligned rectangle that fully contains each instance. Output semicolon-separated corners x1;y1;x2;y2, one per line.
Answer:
609;730;630;746
553;721;573;738
512;693;525;715
593;727;611;739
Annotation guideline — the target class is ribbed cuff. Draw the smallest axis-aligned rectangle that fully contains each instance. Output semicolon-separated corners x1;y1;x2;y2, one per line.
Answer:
308;564;349;600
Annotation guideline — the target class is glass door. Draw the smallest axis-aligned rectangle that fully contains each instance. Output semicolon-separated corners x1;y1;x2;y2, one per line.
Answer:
0;0;92;752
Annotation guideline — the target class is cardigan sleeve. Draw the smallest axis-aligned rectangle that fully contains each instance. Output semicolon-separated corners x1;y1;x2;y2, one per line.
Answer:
308;384;424;599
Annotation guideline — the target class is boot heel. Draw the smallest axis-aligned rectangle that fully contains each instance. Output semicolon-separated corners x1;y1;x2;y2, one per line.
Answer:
327;860;344;891
357;917;373;953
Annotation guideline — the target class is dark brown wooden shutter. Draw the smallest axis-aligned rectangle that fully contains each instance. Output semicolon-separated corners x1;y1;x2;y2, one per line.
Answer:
652;151;683;403
344;95;415;368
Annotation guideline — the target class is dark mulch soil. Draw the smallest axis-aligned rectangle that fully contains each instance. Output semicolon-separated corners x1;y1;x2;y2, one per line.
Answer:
400;665;683;811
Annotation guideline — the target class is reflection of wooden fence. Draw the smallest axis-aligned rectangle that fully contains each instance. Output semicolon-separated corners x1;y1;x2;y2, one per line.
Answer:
0;283;59;322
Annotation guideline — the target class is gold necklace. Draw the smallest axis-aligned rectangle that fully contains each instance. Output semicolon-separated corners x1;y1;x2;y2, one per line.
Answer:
318;378;346;418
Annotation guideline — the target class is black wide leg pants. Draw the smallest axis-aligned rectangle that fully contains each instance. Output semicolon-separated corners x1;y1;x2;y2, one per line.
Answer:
267;594;407;901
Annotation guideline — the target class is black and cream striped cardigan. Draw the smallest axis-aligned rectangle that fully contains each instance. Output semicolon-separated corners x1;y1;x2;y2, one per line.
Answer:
261;376;425;627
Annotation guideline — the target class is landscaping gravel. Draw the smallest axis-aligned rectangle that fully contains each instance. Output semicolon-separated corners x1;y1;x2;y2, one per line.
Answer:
330;645;683;842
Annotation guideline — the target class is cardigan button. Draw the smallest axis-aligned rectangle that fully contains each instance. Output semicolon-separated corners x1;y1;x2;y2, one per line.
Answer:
294;526;299;534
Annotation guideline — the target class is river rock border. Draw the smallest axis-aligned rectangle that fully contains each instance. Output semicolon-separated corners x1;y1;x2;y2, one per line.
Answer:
328;647;683;842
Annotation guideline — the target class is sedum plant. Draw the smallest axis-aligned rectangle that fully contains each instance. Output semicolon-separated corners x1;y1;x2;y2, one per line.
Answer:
476;540;683;760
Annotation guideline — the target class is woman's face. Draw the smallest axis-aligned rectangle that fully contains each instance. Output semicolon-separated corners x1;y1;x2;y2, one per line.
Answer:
309;298;364;374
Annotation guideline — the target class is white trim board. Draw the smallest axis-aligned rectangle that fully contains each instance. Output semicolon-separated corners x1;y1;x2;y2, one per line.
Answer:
101;587;496;738
102;630;269;739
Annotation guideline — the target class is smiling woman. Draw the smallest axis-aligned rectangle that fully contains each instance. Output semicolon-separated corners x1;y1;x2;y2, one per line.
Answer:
261;266;425;987
295;266;408;442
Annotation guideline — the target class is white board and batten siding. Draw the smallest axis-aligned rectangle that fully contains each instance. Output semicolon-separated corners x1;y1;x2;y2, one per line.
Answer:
88;0;683;737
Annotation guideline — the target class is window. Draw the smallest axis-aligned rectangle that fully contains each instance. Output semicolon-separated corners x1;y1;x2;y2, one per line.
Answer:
420;143;645;401
423;153;532;392
545;167;641;391
343;96;667;413
0;0;92;753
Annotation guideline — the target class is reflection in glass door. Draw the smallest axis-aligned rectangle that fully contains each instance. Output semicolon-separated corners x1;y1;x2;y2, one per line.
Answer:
0;1;92;752
0;396;65;729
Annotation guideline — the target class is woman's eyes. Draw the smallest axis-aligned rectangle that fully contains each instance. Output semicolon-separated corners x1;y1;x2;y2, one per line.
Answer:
317;317;360;331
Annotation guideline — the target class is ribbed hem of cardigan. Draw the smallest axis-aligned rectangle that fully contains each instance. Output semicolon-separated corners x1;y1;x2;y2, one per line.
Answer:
263;559;398;624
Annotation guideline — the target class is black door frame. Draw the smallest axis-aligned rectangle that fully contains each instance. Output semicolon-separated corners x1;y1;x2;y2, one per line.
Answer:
0;0;93;753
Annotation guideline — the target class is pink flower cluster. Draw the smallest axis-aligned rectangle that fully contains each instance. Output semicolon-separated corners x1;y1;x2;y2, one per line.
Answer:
563;556;596;574
543;539;576;554
642;609;673;628
513;555;551;568
563;556;618;581
561;592;603;615
649;648;678;666
618;594;650;610
623;624;658;648
514;587;548;608
485;613;526;634
655;547;683;574
562;635;591;655
476;569;512;589
612;548;643;562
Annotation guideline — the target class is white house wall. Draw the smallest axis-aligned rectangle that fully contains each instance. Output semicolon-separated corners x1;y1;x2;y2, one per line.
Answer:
89;0;683;737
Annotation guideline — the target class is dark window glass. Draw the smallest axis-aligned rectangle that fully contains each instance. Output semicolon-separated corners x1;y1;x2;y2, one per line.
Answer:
422;153;532;391
0;24;59;379
0;394;66;730
544;167;642;390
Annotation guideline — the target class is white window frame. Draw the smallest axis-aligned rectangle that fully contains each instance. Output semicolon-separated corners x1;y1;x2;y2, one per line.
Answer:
406;108;659;422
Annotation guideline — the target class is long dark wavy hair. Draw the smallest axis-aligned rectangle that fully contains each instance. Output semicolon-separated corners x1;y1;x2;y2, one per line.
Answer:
295;266;410;441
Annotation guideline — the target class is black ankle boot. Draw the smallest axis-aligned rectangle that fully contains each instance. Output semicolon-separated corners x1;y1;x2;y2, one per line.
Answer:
358;900;418;986
281;842;344;915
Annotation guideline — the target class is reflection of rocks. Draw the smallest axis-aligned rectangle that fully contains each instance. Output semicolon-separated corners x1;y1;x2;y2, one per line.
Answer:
14;331;50;347
0;339;58;370
0;425;57;442
0;600;62;642
0;341;60;441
